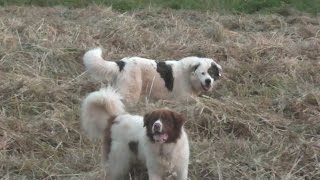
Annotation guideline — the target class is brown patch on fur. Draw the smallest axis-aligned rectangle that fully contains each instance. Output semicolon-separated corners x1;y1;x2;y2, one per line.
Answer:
102;116;118;162
141;66;171;100
128;141;139;155
143;109;186;143
115;60;126;71
156;61;174;91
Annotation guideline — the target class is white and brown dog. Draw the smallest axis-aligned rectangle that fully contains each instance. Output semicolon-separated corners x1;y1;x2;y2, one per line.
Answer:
81;87;189;180
83;48;222;104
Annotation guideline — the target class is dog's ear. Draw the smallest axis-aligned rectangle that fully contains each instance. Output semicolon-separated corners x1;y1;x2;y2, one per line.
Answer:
144;112;158;127
190;63;200;72
208;63;222;79
170;111;186;130
143;113;151;127
215;63;223;76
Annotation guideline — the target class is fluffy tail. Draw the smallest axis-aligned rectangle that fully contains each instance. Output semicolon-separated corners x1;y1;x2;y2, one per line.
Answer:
83;48;120;82
81;86;126;139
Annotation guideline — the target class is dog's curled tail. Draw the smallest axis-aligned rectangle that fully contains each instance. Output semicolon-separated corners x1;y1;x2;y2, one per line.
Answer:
83;48;119;82
81;86;125;139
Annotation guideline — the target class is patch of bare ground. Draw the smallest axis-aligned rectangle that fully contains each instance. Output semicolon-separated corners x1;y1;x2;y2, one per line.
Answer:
0;6;319;179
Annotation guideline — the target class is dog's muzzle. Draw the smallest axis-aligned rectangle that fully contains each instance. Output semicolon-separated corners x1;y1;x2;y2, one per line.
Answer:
201;78;212;91
152;121;168;143
152;121;162;133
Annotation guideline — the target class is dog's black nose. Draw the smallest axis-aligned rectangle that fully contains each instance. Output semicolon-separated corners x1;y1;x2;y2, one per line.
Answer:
205;79;211;85
154;123;161;131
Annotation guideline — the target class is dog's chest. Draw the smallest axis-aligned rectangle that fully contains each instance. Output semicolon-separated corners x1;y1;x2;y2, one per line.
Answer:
151;145;177;176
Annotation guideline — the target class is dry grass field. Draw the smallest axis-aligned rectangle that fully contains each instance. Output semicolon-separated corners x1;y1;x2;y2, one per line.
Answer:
0;5;320;180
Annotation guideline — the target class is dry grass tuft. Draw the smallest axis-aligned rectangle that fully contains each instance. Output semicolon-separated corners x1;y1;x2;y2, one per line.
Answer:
0;6;320;179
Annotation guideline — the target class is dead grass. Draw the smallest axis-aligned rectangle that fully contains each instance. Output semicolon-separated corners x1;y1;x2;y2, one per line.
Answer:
0;5;320;180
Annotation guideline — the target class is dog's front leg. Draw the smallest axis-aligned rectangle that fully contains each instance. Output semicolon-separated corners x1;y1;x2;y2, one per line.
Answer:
175;167;188;180
148;171;163;180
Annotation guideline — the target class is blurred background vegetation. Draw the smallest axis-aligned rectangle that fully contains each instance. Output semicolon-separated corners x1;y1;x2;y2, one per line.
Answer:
0;0;319;14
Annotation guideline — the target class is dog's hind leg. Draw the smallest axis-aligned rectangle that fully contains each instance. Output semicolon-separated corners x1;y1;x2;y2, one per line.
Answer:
175;167;188;180
106;142;132;180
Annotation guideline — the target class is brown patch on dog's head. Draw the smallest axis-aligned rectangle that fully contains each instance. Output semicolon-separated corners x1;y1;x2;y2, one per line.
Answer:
143;109;186;144
208;63;222;81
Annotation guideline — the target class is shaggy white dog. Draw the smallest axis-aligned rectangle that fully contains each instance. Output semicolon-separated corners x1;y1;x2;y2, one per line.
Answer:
81;87;189;180
83;48;222;104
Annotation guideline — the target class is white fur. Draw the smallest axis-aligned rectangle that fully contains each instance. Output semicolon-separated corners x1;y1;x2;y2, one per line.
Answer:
83;48;120;82
81;87;189;180
83;48;222;104
81;86;125;139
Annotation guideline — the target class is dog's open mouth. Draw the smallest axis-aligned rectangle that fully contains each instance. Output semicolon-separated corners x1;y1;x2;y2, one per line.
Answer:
201;83;211;91
153;133;168;144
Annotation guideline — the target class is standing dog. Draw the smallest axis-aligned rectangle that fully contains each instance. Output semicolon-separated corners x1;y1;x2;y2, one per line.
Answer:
83;48;222;104
81;87;189;180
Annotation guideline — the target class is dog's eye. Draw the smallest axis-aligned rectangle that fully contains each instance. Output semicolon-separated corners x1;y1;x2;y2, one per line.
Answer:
201;72;205;75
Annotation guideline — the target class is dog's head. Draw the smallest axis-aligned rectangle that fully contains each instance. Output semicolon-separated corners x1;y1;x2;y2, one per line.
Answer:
189;58;222;94
143;109;186;144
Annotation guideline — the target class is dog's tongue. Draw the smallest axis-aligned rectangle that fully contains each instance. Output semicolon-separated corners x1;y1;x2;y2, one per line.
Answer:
153;134;168;143
202;84;211;91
